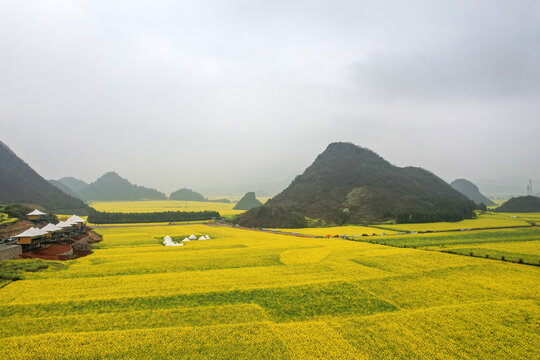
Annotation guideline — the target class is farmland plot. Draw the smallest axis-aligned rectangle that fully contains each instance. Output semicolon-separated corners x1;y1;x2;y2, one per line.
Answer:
0;224;538;359
379;212;530;232
354;227;540;265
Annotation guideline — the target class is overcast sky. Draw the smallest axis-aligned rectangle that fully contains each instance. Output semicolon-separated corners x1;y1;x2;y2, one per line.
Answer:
1;0;539;194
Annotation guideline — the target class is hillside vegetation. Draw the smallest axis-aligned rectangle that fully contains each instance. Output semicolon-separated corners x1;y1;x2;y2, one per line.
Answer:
0;141;89;213
495;196;540;213
451;178;495;206
239;142;476;227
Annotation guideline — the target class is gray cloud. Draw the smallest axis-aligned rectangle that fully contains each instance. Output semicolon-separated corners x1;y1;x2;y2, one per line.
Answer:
1;0;539;194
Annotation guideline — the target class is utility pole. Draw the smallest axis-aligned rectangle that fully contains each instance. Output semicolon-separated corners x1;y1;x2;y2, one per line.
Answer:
526;179;533;196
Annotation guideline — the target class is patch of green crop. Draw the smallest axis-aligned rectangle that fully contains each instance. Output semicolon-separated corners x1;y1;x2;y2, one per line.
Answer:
0;259;67;281
440;247;540;265
353;227;540;248
0;281;396;322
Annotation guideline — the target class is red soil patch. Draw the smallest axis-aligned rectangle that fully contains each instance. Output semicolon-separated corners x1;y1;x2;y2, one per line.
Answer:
88;231;102;243
20;243;72;261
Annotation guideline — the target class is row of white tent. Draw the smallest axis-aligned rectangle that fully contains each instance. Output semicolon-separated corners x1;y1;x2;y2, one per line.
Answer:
162;234;212;247
15;215;86;239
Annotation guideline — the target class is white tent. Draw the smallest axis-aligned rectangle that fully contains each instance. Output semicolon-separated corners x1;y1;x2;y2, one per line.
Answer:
188;234;197;240
56;221;72;229
65;218;79;225
68;215;86;223
41;223;62;232
15;227;47;238
163;239;184;247
205;235;211;240
163;235;173;241
27;209;46;216
33;227;49;236
181;238;190;242
198;236;206;240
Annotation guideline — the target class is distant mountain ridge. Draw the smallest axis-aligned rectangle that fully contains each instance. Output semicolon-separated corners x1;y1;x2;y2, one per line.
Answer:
57;177;88;193
169;188;231;203
79;172;167;201
48;179;82;199
0;140;89;213
238;142;476;227
450;179;495;206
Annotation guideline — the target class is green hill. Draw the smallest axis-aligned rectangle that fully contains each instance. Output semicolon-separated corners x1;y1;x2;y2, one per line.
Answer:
238;142;476;227
80;172;166;201
0;140;89;213
169;188;206;201
495;196;540;213
233;192;262;210
450;179;495;206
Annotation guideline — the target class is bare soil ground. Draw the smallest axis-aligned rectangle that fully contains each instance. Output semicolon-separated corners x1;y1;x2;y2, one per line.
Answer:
20;243;72;261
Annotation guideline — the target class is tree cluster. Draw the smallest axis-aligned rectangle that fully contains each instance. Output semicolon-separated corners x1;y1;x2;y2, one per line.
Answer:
395;200;477;224
88;210;220;224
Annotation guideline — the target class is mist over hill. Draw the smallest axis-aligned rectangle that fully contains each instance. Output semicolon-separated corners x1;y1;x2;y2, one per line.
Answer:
79;172;167;202
451;179;495;206
238;142;476;227
0;140;89;213
57;177;89;194
200;177;293;198
474;177;540;197
48;179;82;199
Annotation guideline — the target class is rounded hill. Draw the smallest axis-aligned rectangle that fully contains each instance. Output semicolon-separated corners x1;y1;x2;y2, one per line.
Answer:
233;192;262;210
450;179;495;206
238;142;476;227
495;196;540;213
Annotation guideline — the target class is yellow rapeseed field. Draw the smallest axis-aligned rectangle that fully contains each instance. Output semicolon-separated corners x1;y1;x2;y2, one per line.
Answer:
380;212;530;232
0;223;538;359
90;200;245;216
